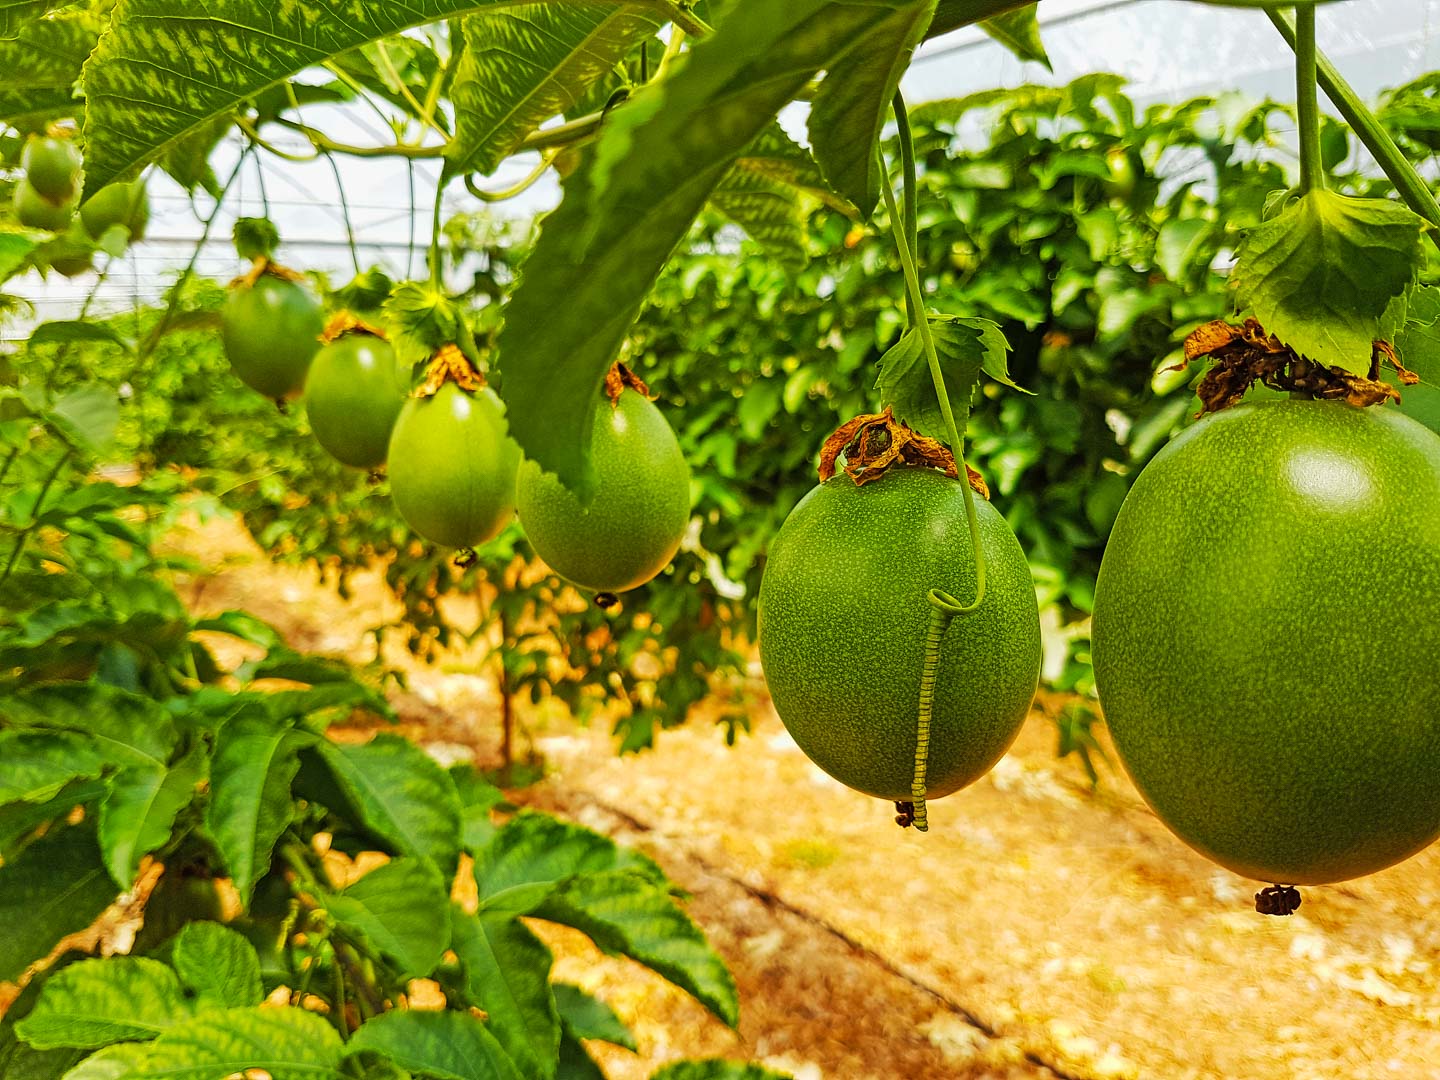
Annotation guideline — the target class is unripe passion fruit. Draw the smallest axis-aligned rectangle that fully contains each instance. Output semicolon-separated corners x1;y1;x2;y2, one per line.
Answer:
222;275;323;400
305;332;408;469
1092;400;1440;885
516;388;691;593
21;135;82;200
13;179;75;231
388;381;520;549
79;180;149;242
759;468;1042;801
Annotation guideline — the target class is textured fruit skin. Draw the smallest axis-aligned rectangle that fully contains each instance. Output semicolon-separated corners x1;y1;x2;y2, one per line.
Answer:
516;390;691;592
388;381;520;549
1092;400;1440;884
305;335;408;469
222;276;323;399
13;179;75;231
22;135;81;200
79;180;149;241
758;468;1042;801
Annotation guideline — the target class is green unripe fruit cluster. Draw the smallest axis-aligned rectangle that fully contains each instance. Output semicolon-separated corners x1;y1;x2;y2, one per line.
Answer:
1093;400;1440;885
516;388;691;593
759;467;1042;802
21;135;82;200
388;381;520;549
222;274;324;400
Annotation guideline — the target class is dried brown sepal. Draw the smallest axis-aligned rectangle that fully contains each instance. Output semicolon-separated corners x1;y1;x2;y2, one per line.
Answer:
1375;340;1419;386
320;311;388;345
417;343;486;398
603;362;651;407
230;257;307;291
1254;884;1301;917
817;407;989;497
1176;318;1404;415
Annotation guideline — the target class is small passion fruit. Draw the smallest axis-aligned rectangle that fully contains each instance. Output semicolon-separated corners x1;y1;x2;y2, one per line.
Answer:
516;370;690;593
13;179;76;232
222;270;324;400
79;180;150;243
21;134;82;201
305;321;409;469
388;379;520;549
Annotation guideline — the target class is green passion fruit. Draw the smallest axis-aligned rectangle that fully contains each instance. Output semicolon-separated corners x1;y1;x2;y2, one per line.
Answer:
388;380;520;549
1092;399;1440;885
21;134;82;200
79;180;149;242
13;179;76;232
758;467;1042;802
305;328;408;469
222;273;324;400
516;384;691;593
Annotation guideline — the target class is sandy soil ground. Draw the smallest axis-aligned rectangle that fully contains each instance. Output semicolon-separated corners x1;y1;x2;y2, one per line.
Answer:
170;516;1440;1080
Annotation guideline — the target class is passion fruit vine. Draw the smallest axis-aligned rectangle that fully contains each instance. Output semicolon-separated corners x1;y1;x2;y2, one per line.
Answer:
1092;397;1440;887
304;315;408;470
221;260;323;401
759;413;1042;820
515;364;690;594
387;346;520;550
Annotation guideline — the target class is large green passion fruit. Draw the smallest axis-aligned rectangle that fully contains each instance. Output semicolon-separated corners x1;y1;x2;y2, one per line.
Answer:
222;268;324;400
1092;399;1440;885
79;180;149;242
21;134;82;201
305;319;409;469
515;369;691;593
13;178;76;232
388;376;520;549
759;466;1042;803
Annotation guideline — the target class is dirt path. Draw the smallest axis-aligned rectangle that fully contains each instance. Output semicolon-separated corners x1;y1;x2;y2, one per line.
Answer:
174;517;1440;1080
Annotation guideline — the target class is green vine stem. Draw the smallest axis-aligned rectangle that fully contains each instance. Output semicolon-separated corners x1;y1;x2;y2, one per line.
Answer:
877;105;990;829
892;91;920;323
1267;7;1440;249
0;448;72;587
1293;8;1324;194
323;151;362;276
428;174;445;290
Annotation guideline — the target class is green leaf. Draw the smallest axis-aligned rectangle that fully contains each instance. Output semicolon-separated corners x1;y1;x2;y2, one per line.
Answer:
979;5;1049;68
46;386;119;456
205;716;313;905
1392;286;1440;435
555;1035;604;1080
551;984;634;1051
710;170;809;270
170;922;264;1009
27;322;130;350
0;229;39;281
474;811;667;913
1155;218;1211;282
0;953;89;1080
14;957;192;1049
52;1042;149;1080
649;1062;794;1080
448;6;662;176
1;686;176;767
499;0;912;495
450;911;559;1080
1230;189;1429;373
105;1006;345;1080
808;0;937;219
0;0;61;38
323;859;451;981
305;734;463;877
451;763;508;854
876;316;1016;441
926;0;1061;40
0;824;116;983
233;217;279;262
97;743;205;889
157;116;232;196
346;1011;524;1080
0;729;106;804
536;869;738;1028
382;281;473;370
0;779;108;859
0;10;98;124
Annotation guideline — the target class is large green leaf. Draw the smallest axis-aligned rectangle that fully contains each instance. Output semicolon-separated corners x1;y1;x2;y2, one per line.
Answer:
1230;189;1428;373
0;779;108;860
53;1042;150;1080
451;911;560;1080
0;730;106;804
92;1006;346;1080
303;734;463;877
650;1064;794;1080
0;10;98;123
0;685;177;768
97;744;205;889
555;1035;605;1080
346;1011;524;1080
1392;286;1440;435
498;0;918;495
875;315;1015;441
926;0;1035;39
0;825;116;983
170;922;264;1009
536;869;738;1028
808;0;937;219
14;957;192;1049
0;954;88;1080
551;984;634;1050
979;5;1049;67
473;810;667;913
322;859;451;981
206;715;313;905
448;5;662;176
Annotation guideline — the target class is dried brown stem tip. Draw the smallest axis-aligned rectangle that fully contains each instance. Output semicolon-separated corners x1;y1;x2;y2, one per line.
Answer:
230;256;308;290
819;407;989;498
320;311;388;345
604;361;652;406
417;343;486;398
1176;319;1415;415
